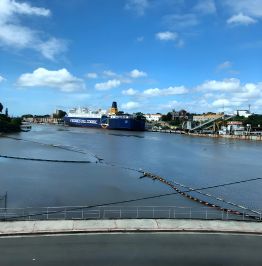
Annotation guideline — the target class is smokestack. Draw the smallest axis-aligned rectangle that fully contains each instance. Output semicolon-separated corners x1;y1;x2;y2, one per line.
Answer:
110;101;118;115
112;101;117;109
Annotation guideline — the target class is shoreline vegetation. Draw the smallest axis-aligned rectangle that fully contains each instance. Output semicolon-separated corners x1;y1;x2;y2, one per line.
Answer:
0;114;21;133
0;102;21;133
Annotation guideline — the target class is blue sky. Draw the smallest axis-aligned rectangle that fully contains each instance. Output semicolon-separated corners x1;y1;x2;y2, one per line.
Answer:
0;0;262;115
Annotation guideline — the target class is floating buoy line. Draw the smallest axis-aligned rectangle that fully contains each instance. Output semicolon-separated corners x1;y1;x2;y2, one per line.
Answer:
2;135;261;220
170;179;260;216
0;154;91;164
140;172;261;220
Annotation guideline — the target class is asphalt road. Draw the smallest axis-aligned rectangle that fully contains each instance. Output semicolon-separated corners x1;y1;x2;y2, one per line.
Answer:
0;232;262;266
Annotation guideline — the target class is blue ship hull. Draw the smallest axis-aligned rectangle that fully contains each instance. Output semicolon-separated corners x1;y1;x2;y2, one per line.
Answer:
64;117;101;128
108;117;145;131
64;116;145;131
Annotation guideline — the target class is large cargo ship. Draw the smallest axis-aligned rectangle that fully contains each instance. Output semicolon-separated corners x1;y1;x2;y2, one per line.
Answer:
63;102;145;131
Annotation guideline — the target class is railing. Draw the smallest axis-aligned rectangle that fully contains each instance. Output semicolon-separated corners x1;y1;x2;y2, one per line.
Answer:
0;206;260;221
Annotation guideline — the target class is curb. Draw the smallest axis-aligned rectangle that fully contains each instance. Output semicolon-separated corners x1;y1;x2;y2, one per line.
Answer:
0;219;262;236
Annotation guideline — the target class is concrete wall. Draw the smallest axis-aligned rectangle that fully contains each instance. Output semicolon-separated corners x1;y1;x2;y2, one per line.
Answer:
188;133;262;141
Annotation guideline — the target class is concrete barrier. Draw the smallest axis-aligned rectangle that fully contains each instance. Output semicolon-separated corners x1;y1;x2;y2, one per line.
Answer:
0;219;262;236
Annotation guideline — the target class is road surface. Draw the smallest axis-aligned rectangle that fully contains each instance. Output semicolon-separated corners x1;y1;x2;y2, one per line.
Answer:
0;232;262;265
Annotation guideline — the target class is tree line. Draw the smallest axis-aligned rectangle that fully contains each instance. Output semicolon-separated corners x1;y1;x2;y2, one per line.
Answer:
0;102;21;133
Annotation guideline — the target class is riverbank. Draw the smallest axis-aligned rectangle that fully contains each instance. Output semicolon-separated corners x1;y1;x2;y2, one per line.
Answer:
147;129;262;141
187;133;262;141
147;129;185;134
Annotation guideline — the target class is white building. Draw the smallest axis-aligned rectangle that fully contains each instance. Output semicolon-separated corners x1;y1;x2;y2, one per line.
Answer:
234;110;252;118
144;114;162;122
219;121;246;135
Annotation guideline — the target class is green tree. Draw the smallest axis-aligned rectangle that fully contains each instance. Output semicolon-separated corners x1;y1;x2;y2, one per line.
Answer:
21;114;34;118
245;115;262;127
228;114;262;127
10;117;22;126
169;120;180;126
161;112;172;121
53;110;67;118
135;112;145;120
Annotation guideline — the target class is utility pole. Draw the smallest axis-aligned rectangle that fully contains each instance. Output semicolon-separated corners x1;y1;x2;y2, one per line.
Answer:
4;192;7;210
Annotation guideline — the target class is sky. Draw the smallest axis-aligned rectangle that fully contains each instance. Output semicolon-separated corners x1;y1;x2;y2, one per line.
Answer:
0;0;262;116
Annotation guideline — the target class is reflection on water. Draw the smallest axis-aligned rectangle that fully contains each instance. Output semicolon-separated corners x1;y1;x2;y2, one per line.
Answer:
108;133;144;138
0;124;261;213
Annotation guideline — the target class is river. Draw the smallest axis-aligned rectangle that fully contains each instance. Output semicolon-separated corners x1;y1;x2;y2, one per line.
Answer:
0;125;261;216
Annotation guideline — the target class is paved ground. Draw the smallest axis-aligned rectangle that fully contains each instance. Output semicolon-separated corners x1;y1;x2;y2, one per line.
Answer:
1;232;262;266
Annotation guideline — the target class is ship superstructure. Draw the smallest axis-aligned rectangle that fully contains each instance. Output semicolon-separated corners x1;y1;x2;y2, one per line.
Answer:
64;102;145;131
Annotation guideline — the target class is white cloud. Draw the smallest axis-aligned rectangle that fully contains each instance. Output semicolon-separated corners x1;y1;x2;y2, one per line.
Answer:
224;0;262;18
17;68;86;92
119;78;262;113
0;0;50;19
255;99;262;106
143;86;188;97
122;85;188;98
155;31;184;47
197;79;262;112
212;98;244;108
227;13;257;26
217;61;232;71
203;93;215;99
0;0;66;60
156;31;178;41
159;99;207;113
125;0;150;16
37;38;67;60
129;69;147;78
86;72;98;79
150;78;262;113
194;0;216;15
197;78;240;92
136;36;144;42
95;79;121;90
159;100;179;110
163;14;199;29
212;99;231;107
121;101;141;110
233;83;262;99
0;24;34;48
103;70;117;77
122;88;139;96
0;75;5;83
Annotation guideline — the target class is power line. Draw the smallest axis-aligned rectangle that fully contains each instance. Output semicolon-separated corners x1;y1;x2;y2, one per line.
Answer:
2;176;262;221
2;135;262;220
170;179;257;213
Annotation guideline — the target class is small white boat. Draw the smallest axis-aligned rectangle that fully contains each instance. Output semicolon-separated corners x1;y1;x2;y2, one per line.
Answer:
20;122;32;132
